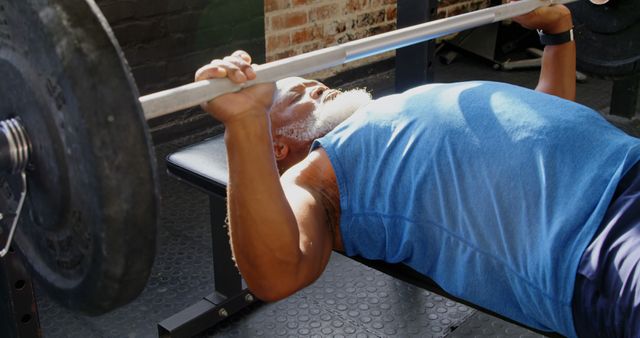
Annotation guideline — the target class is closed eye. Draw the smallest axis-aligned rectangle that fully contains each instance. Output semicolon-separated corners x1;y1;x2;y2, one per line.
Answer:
288;84;306;103
292;92;304;103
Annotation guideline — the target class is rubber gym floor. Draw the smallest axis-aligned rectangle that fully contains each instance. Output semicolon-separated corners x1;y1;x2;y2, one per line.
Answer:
36;49;637;337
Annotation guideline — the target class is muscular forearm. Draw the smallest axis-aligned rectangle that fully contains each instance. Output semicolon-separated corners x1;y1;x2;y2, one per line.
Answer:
223;114;304;300
196;51;331;302
535;12;576;101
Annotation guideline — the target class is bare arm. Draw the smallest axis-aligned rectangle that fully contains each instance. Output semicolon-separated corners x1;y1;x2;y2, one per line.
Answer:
224;121;335;301
514;4;576;101
195;52;335;301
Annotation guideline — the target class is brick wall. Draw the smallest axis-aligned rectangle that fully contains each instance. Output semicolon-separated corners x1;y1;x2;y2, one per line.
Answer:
265;0;397;61
264;0;489;78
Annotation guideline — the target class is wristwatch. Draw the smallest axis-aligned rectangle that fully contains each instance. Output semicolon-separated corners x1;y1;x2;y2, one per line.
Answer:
537;28;574;46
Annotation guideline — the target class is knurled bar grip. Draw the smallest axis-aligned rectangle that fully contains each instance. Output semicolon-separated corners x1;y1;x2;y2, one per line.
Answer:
139;0;578;120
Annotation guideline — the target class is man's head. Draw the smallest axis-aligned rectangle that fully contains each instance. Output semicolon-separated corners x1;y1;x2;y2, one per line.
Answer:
268;77;372;173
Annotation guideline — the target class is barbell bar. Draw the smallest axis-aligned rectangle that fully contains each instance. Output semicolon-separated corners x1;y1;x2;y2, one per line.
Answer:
139;0;579;120
0;0;630;315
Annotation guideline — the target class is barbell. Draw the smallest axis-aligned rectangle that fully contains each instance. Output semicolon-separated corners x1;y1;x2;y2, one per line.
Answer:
0;0;636;315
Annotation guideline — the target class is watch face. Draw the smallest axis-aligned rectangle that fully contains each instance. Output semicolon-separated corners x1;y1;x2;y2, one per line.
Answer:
589;0;609;4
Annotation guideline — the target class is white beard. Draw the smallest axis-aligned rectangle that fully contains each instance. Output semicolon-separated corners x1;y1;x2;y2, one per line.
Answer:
276;88;372;142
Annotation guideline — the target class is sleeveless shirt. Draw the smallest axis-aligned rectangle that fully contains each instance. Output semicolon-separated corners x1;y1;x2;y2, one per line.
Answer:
312;81;640;336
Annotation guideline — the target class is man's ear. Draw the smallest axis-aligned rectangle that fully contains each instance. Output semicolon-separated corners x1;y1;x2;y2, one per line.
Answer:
273;140;289;161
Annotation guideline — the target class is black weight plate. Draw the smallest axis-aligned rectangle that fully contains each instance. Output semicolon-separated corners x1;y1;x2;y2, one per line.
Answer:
569;1;640;78
570;0;639;34
0;0;158;314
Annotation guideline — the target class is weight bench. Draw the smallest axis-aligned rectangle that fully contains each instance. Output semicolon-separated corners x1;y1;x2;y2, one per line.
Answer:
163;132;559;338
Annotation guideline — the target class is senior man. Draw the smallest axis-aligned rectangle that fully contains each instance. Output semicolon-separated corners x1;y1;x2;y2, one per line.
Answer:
194;4;639;337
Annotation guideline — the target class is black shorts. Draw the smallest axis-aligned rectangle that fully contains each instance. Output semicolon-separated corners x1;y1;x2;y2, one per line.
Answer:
572;161;640;338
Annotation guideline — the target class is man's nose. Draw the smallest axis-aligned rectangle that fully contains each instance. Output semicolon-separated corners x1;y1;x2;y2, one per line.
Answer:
309;85;328;100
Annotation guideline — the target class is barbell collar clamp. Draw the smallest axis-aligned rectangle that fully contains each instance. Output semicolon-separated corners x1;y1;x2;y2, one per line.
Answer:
0;117;31;258
0;118;31;175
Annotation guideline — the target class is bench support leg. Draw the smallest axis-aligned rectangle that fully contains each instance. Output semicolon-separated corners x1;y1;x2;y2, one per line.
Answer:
209;194;243;297
157;194;256;338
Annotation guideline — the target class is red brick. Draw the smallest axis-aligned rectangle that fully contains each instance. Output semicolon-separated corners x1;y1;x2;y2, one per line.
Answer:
271;11;308;29
272;50;296;61
266;33;291;50
265;0;290;12
345;0;368;13
386;6;397;21
324;35;337;45
291;26;322;44
309;4;337;22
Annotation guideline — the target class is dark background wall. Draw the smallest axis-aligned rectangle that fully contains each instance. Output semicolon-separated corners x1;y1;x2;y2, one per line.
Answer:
95;0;266;141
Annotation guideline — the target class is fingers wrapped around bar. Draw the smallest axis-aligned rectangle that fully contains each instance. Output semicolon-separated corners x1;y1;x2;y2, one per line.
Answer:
195;50;257;84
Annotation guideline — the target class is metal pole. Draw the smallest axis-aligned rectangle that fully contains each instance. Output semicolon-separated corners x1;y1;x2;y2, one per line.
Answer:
139;0;578;120
395;0;438;93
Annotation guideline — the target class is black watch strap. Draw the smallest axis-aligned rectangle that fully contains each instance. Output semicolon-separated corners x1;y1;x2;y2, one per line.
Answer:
537;28;574;46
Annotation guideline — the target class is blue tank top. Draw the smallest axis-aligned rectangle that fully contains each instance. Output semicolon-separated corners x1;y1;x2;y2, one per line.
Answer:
312;81;640;336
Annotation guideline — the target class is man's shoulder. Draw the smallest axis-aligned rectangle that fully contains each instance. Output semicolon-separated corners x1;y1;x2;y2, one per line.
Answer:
281;148;341;244
282;148;336;191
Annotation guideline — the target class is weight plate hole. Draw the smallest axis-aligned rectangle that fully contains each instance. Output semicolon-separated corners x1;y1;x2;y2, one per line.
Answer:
8;246;14;253
20;314;31;323
14;280;25;290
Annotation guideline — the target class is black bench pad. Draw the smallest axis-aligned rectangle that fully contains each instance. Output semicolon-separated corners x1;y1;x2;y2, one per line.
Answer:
166;134;228;196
